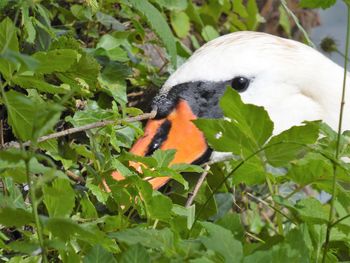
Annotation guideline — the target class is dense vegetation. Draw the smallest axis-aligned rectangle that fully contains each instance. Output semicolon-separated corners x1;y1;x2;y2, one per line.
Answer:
0;0;349;262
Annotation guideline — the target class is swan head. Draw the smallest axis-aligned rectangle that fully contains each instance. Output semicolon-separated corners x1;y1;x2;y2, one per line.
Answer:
113;31;347;188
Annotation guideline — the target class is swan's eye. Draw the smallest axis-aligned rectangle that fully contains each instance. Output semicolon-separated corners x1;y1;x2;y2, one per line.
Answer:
231;77;250;92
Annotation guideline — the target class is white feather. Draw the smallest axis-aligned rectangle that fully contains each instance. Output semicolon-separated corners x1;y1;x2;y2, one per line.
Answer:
162;31;350;134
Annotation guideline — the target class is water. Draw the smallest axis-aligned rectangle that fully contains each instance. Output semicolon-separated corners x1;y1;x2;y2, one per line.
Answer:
311;1;347;66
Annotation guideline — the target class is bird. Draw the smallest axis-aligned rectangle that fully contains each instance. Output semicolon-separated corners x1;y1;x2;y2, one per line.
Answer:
112;31;350;189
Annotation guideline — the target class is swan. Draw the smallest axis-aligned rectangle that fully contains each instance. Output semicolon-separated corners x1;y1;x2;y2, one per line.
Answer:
112;31;350;189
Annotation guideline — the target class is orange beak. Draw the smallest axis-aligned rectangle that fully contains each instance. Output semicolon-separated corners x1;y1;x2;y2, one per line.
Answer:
111;99;208;189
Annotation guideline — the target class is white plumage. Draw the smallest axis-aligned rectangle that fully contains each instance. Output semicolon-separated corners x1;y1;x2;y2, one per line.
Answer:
163;31;350;134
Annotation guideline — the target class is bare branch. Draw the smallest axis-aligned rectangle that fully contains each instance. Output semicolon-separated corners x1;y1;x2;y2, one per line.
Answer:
186;164;211;208
2;111;157;149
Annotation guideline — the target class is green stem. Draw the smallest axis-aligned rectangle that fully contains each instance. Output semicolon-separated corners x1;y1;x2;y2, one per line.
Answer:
284;184;307;200
280;0;315;48
25;154;48;263
322;4;350;262
330;213;350;228
275;185;283;235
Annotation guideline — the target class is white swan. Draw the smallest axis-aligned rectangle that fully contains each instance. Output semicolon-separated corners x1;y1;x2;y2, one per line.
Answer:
112;31;350;189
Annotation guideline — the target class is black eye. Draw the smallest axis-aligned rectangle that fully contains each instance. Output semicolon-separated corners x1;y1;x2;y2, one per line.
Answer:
231;77;250;92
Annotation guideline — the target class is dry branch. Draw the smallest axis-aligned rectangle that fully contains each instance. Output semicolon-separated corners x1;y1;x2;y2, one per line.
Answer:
185;164;211;207
2;111;157;149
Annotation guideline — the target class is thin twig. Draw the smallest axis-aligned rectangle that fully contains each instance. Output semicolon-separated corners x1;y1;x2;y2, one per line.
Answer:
185;164;211;207
246;192;295;224
330;213;350;228
66;170;85;184
0;119;4;147
2;111;157;149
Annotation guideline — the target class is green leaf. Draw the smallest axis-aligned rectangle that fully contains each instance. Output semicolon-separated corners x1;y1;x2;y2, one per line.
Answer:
201;25;219;42
66;101;114;127
278;5;291;37
220;88;273;147
0;177;26;209
80;192;98;219
110;227;175;251
233;0;248;17
43;178;75;218
4;90;63;141
171;11;190;38
11;75;69;94
157;0;188;11
0;17;18;52
120;244;151;263
95;34;129;62
200;222;243;262
300;0;336;9
195;88;273;157
126;0;177;66
46;218;112;247
96;12;126;31
0;149;27;164
22;7;36;44
96;34;123;50
244;228;311;263
295;198;328;224
32;49;79;74
265;122;319;167
217;213;245;240
56;52;100;92
147;192;172;221
84;245;117;263
246;0;260;30
152;149;176;167
0;207;33;227
286;154;333;186
231;156;267;185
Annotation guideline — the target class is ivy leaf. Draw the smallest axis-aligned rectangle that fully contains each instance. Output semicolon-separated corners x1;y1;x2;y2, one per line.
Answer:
125;0;177;67
43;178;75;218
300;0;336;9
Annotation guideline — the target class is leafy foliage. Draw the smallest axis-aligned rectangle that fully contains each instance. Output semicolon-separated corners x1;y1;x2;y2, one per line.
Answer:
0;0;349;262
